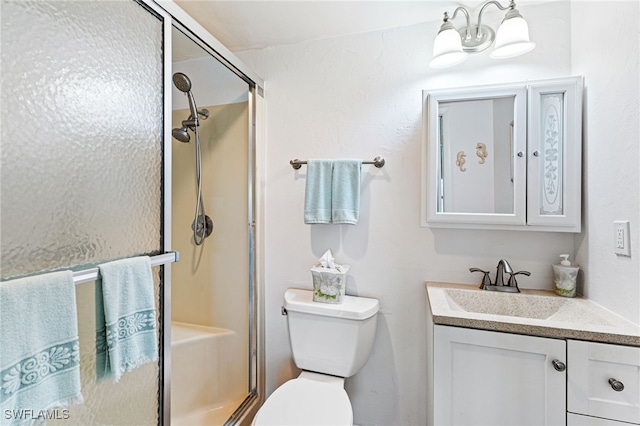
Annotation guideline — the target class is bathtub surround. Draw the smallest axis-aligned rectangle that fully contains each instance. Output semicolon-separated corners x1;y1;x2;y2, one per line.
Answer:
171;323;246;424
171;101;250;420
171;80;251;420
236;1;639;424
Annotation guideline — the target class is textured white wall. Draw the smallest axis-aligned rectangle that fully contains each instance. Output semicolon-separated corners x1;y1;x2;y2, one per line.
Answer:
571;1;640;325
236;1;640;424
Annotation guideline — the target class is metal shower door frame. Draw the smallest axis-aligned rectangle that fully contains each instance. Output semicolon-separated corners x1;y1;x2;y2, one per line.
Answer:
139;0;265;424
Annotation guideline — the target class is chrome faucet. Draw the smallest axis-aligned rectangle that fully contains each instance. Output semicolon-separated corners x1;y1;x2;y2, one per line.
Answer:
494;259;513;287
469;259;529;293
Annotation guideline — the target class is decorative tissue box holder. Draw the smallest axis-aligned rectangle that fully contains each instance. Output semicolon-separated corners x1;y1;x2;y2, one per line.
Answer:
311;265;349;304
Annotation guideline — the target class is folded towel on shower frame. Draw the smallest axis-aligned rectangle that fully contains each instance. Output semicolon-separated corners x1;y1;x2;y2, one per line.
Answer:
96;256;158;383
0;270;83;425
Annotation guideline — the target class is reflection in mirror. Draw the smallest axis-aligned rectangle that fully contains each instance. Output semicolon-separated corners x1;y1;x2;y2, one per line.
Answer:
438;97;515;214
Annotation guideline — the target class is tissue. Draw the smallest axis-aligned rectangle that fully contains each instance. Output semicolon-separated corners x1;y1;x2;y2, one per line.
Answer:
311;249;349;304
318;249;335;269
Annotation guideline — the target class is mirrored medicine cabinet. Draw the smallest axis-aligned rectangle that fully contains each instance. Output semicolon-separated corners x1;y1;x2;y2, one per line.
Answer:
422;76;583;232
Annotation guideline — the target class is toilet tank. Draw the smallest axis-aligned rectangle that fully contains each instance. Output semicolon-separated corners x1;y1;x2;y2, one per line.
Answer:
283;288;379;378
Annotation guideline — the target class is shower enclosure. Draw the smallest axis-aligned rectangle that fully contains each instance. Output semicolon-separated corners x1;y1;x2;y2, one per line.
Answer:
1;1;263;424
169;25;260;424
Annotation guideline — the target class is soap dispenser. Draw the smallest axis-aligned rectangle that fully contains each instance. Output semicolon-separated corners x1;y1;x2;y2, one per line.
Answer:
552;254;579;297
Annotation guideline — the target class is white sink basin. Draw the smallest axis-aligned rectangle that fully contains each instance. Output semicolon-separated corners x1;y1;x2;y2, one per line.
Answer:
427;282;640;346
444;288;567;320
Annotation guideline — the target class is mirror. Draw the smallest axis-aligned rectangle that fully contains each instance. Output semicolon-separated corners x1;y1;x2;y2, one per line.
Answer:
423;83;528;227
437;97;515;214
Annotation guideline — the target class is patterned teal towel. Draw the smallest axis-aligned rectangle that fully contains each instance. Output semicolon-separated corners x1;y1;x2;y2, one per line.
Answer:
96;256;158;383
0;271;83;425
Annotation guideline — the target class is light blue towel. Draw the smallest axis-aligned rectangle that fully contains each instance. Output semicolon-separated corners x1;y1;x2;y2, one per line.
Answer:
304;159;334;224
0;271;82;425
331;159;362;225
96;256;158;383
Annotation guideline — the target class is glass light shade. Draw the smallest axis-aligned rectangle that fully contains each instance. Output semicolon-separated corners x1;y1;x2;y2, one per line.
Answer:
429;28;469;68
490;16;536;59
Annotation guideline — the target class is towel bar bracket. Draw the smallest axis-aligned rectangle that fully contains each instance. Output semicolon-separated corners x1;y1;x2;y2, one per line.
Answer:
290;156;385;170
72;251;179;286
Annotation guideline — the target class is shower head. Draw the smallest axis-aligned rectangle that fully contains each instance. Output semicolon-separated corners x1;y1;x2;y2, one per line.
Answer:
172;126;190;143
171;72;208;143
173;72;192;93
173;72;199;127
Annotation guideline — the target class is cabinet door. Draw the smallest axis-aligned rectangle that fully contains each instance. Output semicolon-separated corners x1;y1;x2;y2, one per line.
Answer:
434;325;566;425
568;340;640;424
568;413;634;426
527;76;582;231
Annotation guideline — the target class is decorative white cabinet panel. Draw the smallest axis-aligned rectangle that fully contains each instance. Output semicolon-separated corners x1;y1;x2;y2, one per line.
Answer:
526;78;582;230
568;340;640;425
434;325;566;425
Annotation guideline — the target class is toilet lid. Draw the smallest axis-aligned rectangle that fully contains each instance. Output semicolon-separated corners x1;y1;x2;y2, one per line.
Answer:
253;376;352;425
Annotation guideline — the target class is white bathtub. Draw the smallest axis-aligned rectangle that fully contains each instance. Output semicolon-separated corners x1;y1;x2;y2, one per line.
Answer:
171;322;247;425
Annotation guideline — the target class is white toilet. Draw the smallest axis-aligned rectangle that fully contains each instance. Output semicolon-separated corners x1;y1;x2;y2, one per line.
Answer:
252;288;380;426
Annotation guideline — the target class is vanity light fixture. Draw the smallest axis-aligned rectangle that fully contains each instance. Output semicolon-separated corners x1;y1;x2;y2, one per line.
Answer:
429;0;535;68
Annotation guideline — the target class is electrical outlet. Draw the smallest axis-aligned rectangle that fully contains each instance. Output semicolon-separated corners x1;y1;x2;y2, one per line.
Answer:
614;221;631;256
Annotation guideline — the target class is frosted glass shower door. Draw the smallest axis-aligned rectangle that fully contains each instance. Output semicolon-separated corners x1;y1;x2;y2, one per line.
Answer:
1;1;164;276
1;1;166;424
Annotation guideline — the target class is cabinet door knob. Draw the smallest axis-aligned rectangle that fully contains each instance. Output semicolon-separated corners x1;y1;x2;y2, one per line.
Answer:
552;359;566;372
609;378;624;392
533;150;541;157
517;151;524;157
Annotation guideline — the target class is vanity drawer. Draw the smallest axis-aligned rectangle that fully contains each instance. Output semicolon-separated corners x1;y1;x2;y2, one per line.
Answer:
568;340;640;424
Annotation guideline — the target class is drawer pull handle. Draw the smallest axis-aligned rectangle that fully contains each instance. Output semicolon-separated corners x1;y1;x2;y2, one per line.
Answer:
609;378;624;392
552;359;566;372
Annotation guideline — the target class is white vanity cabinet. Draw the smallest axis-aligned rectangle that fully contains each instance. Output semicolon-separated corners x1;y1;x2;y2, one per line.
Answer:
433;325;567;425
432;325;640;425
567;340;640;425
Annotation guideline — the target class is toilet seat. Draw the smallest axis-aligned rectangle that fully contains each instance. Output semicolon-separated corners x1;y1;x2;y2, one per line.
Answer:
252;372;352;426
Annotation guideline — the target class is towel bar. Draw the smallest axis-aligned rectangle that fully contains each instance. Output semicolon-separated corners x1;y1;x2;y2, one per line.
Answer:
72;251;179;285
290;156;385;170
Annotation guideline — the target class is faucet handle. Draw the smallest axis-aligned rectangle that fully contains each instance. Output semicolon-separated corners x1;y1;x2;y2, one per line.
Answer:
507;270;530;290
469;268;492;289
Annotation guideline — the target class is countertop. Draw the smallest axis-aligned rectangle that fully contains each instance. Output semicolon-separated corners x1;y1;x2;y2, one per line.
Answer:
426;281;640;347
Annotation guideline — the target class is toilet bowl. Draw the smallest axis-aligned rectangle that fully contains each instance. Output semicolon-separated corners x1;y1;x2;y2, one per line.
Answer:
252;288;379;426
251;371;352;426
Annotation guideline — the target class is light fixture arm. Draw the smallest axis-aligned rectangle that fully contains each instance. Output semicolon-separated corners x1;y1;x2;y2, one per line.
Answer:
447;7;472;41
476;0;515;40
